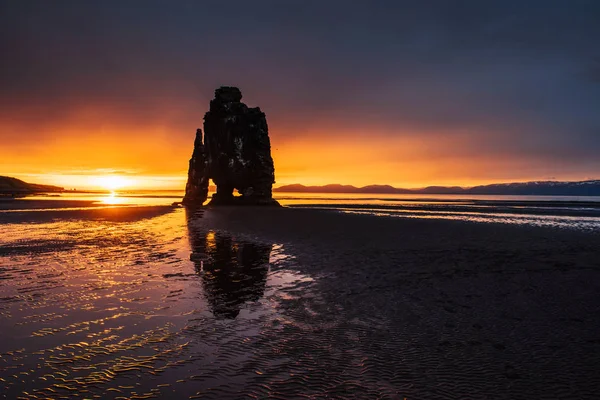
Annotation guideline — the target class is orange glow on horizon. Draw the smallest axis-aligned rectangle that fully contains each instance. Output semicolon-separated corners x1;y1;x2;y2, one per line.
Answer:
4;172;187;191
93;175;132;191
2;113;596;190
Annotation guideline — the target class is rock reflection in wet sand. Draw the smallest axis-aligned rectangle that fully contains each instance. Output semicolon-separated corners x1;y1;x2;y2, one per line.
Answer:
189;230;270;319
0;208;316;399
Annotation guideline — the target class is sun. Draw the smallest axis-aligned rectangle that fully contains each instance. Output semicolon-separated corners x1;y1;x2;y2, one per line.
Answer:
94;175;130;191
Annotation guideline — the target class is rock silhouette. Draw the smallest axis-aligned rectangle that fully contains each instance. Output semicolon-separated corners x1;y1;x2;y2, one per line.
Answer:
183;129;209;205
183;87;279;206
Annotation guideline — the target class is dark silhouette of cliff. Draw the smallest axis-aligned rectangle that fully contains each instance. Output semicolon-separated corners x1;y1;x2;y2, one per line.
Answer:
183;129;209;205
0;176;63;195
183;87;278;206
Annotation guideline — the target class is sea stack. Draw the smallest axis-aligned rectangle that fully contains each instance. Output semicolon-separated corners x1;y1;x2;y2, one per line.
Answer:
183;129;209;205
182;87;279;206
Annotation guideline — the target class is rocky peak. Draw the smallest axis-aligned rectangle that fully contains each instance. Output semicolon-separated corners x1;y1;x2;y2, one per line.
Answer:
183;87;279;206
214;86;243;103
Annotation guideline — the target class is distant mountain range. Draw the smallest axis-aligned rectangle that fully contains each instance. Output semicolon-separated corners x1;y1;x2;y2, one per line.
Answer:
275;180;600;196
2;175;600;196
0;176;63;194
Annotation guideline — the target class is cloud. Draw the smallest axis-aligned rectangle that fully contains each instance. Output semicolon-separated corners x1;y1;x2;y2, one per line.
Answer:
1;0;599;183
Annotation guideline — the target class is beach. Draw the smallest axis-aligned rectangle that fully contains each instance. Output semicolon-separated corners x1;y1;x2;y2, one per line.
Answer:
1;200;599;399
198;207;600;398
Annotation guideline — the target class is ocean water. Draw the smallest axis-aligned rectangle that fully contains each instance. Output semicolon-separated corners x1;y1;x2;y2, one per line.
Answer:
8;190;600;231
276;192;600;231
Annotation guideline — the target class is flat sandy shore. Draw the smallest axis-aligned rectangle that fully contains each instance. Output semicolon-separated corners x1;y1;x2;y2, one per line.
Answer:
197;206;600;399
0;201;177;223
2;203;599;398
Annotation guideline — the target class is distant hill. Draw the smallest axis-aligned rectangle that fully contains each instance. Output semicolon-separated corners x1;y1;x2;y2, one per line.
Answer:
275;180;600;196
0;176;63;194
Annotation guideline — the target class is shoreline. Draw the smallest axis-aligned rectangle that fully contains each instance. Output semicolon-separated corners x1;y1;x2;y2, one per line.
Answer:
3;196;600;230
199;206;599;245
0;204;177;223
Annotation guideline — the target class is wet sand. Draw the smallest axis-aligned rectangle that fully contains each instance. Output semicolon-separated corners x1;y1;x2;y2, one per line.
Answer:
1;205;599;399
199;207;600;398
0;202;177;223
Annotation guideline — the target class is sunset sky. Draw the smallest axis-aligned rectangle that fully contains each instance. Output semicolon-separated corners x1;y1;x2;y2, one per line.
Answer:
1;0;599;190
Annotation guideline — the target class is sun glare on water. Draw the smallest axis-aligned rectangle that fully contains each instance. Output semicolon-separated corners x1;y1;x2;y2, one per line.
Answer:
91;175;134;204
101;191;119;204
